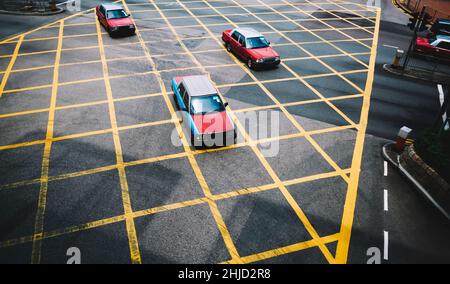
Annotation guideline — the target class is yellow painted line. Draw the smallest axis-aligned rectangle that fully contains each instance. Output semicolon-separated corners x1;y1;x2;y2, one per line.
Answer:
0;68;365;122
234;93;364;114
335;7;381;264
234;0;363;130
283;0;370;63
0;35;23;98
322;0;376;24
176;0;336;264
0;92;163;120
285;0;373;49
95;18;141;264
0;169;347;250
0;39;369;76
217;0;351;183
0;26;370;60
0;6;98;44
141;0;241;262
223;233;341;264
30;20;64;264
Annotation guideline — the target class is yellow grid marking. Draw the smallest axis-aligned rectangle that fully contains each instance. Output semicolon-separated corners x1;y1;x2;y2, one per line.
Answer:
0;0;380;264
120;0;241;262
283;0;373;49
3;22;374;45
223;233;340;264
0;169;350;254
335;5;381;264
0;124;356;193
0;38;371;77
174;0;338;264
30;20;64;264
0;35;23;98
208;0;351;181
95;17;141;264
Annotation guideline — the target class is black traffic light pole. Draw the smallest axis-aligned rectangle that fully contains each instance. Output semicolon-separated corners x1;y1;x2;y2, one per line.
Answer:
50;0;56;11
403;5;427;70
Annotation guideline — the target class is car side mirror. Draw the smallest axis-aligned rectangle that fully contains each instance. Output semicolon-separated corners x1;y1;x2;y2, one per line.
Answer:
224;102;229;108
267;41;271;45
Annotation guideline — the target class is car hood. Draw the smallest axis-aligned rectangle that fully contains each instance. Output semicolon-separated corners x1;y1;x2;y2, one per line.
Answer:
107;17;133;27
191;112;234;134
247;47;279;58
416;37;429;44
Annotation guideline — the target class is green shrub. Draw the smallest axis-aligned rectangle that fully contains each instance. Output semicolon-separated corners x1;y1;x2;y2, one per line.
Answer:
414;129;450;183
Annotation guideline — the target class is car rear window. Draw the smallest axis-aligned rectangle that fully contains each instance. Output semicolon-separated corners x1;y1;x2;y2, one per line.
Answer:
190;95;225;115
107;9;128;19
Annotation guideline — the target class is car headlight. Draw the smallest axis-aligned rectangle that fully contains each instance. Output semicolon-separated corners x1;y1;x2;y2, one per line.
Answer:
256;58;264;63
195;134;202;140
111;27;118;31
129;24;135;29
275;56;280;61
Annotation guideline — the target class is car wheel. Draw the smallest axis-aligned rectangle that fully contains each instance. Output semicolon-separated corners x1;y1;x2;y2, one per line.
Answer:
190;133;196;148
247;59;253;69
226;42;232;52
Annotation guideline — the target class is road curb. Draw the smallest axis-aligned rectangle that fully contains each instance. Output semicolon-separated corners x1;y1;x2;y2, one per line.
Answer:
392;0;413;16
382;142;450;220
383;63;450;84
0;7;64;16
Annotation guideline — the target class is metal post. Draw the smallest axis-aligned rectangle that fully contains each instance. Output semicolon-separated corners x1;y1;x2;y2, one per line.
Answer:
50;0;56;11
402;5;427;70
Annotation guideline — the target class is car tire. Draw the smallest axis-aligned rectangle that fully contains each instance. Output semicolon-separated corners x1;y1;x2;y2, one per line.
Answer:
247;59;253;69
226;42;232;52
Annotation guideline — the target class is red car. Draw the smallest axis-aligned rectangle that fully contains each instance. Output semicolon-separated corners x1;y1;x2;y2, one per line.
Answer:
96;4;135;37
171;75;236;147
414;35;450;59
222;27;280;69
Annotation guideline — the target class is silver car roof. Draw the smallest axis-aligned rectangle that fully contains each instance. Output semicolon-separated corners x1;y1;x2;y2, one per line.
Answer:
102;4;124;11
233;27;262;38
181;75;217;97
436;35;450;42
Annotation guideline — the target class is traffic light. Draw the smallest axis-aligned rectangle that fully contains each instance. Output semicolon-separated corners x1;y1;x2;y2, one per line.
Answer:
407;13;419;30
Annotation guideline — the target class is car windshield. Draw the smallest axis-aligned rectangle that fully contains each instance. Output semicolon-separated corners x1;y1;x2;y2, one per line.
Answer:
428;35;437;44
246;36;269;49
107;9;128;19
190;95;225;115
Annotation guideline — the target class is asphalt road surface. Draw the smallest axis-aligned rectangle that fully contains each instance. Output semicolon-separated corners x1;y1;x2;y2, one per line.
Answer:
0;0;448;264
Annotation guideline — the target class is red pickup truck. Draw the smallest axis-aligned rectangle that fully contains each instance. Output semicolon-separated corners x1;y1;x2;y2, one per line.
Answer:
222;27;280;69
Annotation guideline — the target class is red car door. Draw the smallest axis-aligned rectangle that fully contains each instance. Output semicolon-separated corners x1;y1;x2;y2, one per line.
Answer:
236;35;248;60
98;7;108;28
230;31;242;57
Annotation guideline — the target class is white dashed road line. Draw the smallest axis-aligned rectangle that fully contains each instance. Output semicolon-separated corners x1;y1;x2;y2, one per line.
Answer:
382;44;399;49
384;189;388;212
383;231;389;261
437;84;449;130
